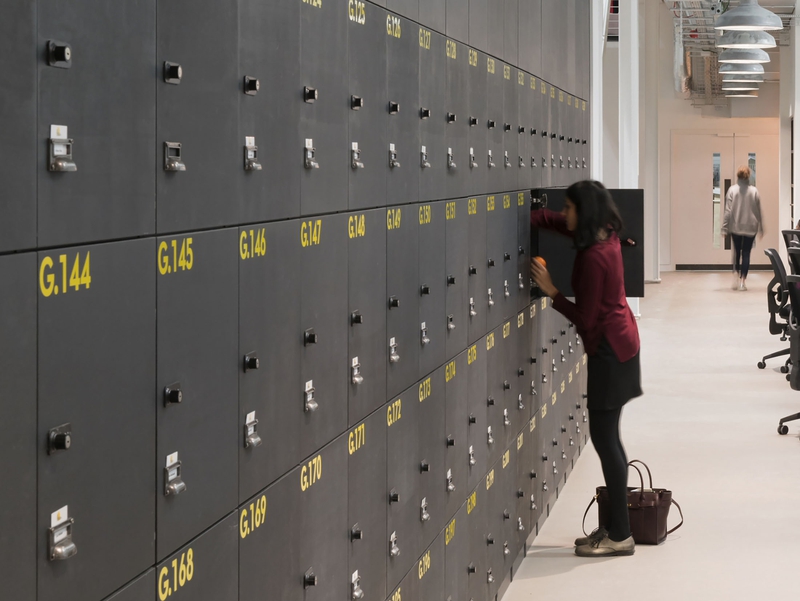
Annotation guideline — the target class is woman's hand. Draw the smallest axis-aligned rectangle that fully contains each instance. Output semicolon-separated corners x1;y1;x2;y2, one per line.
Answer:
530;259;559;298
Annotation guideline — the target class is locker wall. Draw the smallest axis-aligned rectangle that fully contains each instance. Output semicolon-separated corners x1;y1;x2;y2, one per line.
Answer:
0;1;593;601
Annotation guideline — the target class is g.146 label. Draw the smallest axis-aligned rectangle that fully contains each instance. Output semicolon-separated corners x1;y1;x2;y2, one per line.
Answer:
240;229;266;260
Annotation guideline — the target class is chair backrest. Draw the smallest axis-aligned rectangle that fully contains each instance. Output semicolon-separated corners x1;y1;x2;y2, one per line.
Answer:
764;249;789;335
783;231;800;273
786;249;800;314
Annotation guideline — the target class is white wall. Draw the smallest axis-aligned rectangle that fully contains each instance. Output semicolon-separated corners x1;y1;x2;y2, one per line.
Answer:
603;43;620;188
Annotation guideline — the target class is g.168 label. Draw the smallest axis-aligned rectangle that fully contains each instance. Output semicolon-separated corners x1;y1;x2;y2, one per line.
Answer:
158;548;195;600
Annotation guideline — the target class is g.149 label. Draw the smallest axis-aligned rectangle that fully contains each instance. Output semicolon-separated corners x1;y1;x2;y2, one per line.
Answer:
39;252;91;297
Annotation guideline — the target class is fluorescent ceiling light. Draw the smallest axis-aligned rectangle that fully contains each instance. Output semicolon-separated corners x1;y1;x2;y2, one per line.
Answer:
722;75;765;83
726;92;759;98
722;85;760;91
714;0;783;31
718;30;776;49
718;48;771;63
719;62;765;75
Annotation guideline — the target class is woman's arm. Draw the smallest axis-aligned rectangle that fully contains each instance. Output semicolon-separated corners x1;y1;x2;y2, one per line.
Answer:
531;208;573;238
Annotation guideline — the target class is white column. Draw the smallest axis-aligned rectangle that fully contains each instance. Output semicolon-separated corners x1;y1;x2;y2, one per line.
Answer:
641;0;660;282
591;0;610;180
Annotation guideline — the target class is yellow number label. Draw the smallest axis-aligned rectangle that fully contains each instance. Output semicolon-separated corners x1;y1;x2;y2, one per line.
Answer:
419;27;431;50
469;48;478;67
487;57;495;74
517;313;524;328
467;491;477;514
517;433;524;450
445;518;456;545
576;363;580;374
467;344;478;365
387;208;402;230
419;377;432;402
445;201;457;220
486;332;495;350
541;81;546;94
551;392;557;405
300;454;323;491
418;550;431;579
568;371;573;384
391;589;401;601
158;548;195;600
502;450;510;469
419;204;432;225
468;197;477;215
239;495;268;539
518;192;525;206
300;220;322;247
387;398;402;426
541;404;547;419
518;71;524;86
551;86;556;99
240;228;267;260
583;100;587;111
541;297;547;310
348;214;366;239
531;304;536;317
348;0;365;24
446;39;457;59
503;65;511;80
386;15;402;38
583;354;587;365
530;76;537;89
486;469;495;489
445;360;456;382
503;322;511;339
39;252;92;297
503;195;511;209
560;381;565;394
302;0;322;7
348;422;366;455
158;238;194;276
529;416;536;432
487;196;495;211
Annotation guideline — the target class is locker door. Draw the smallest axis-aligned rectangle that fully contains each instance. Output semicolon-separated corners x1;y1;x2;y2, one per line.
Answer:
527;407;544;532
515;308;533;424
499;448;520;572
503;318;526;448
157;229;238;560
486;57;504;193
484;463;504;599
514;428;532;553
469;0;489;53
349;3;388;210
1;0;35;252
419;202;447;378
544;84;555;188
517;0;535;74
570;96;581;185
348;209;388;426
300;0;348;215
419;28;447;203
556;89;567;187
518;77;533;190
539;381;558;512
529;75;542;190
467;48;488;196
498;320;517;450
501;193;518;318
38;240;155;601
504;0;519;65
466;340;487;493
299;214;348;459
420;0;446;32
157;515;238;601
296;437;349;601
467;195;488;344
487;0;504;59
348;411;388;601
386;12;420;207
484;328;503;468
239;0;300;222
517;191;532;312
157;0;240;233
444;351;470;521
0;254;36;601
502;65;519;192
583;100;590;176
103;570;154;601
388;534;445;601
444;504;469;601
418;370;447;546
445;198;469;360
387;0;418;21
446;0;469;42
239;221;301;503
466;483;488;601
39;0;155;246
445;38;469;200
387;206;420;399
485;195;504;331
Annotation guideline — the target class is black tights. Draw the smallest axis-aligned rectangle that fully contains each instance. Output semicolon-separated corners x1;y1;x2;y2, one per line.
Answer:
589;407;631;542
732;234;755;279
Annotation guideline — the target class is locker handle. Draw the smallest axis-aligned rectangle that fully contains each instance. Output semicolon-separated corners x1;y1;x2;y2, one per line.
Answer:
559;135;565;141
447;112;457;123
518;368;525;377
48;519;77;561
304;570;318;588
350;311;364;325
447;149;457;170
552;439;558;447
351;145;364;170
468;564;476;574
388;101;400;114
388;296;400;309
447;275;456;285
420;284;431;295
389;490;400;504
519;156;526;168
530;357;537;364
487;397;495;406
487;535;495;545
469;117;478;127
244;142;262;171
518;126;525;134
47;40;72;68
487;259;495;268
531;128;537;136
304;328;318;345
420;107;431;119
504;123;512;132
244;352;260;372
503;510;510;520
350;524;364;541
531;156;537;168
244;76;260;95
503;381;511;391
561;426;567;433
469;415;477;425
568;137;574;143
487;119;496;129
469;266;477;275
164;383;183;406
420;460;430;473
488;151;495;169
163;61;182;84
163;142;186;172
447;314;455;331
542;130;548;138
504;152;511;168
504;252;511;261
351;95;364;110
446;436;455;447
303;86;318;103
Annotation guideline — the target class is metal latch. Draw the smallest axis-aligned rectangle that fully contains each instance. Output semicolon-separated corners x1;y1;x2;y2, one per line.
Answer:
446;469;455;493
421;322;430;346
561;350;566;363
351;142;364;169
518;517;525;531
304;380;318;412
560;156;565;169
531;495;537;511
519;155;525;168
469;445;476;467
503;409;510;426
420;497;430;522
163;61;182;84
244;136;262;171
244;411;262;448
487;569;495;584
504;151;511;168
488;289;494;307
552;359;558;373
244;76;259;95
469;297;477;317
304;569;318;588
351;571;365;600
447;147;457;170
531;156;537;168
390;531;400;557
543;479;548;492
504;280;510;298
244;352;260;372
470;147;478;169
164;382;183;407
389;337;400;363
304;139;319;169
351;357;364;386
48;423;72;455
553;460;559;475
389;143;400;168
518;394;524;411
47;40;72;69
421;145;431;168
487;426;494;445
488;150;495;168
504;541;510;556
48;506;77;561
568;157;572;169
447;314;455;331
164;141;186;172
519;273;525;290
164;452;186;496
48;125;77;172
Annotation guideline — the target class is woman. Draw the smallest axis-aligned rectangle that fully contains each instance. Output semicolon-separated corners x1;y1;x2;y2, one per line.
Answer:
530;180;642;557
721;165;763;291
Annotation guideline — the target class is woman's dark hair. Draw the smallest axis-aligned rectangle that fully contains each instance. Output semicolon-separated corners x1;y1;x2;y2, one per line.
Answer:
565;180;624;251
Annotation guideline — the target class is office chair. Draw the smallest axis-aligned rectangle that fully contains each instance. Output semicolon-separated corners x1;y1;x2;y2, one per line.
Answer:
759;249;791;372
779;247;800;434
782;230;800;274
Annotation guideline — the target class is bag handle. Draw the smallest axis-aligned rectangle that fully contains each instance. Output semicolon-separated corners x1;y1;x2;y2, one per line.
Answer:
628;459;653;489
667;499;684;535
581;495;597;537
627;462;646;501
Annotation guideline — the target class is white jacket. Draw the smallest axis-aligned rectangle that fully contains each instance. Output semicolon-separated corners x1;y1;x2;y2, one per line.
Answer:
722;181;763;238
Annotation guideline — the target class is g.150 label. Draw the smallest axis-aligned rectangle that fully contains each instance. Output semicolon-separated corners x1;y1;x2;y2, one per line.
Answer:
40;252;91;297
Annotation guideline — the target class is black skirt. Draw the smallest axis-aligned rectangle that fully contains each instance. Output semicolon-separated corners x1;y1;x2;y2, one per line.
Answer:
586;337;643;411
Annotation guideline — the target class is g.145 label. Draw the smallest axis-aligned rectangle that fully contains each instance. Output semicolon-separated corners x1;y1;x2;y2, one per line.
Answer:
39;252;91;297
159;238;194;275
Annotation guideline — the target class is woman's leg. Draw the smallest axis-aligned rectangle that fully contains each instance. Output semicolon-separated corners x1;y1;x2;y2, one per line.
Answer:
740;235;755;279
731;234;743;276
588;407;630;542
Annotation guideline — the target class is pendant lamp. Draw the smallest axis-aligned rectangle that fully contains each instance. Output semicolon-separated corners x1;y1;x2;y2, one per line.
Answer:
718;30;776;48
718;47;771;63
722;74;765;83
719;62;765;75
714;0;783;31
722;85;760;91
726;91;759;98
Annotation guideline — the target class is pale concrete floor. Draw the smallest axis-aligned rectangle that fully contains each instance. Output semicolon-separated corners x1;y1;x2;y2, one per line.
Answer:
504;271;800;601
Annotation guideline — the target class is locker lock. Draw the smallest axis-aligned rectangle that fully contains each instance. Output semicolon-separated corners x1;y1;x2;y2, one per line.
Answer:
504;123;512;132
420;460;430;473
447;275;456;286
244;137;262;171
552;438;558;447
351;358;364;386
530;470;537;480
488;289;494;307
389;337;400;363
388;101;400;114
244;412;262;449
560;156;565;169
389;489;400;504
568;342;574;354
304;139;319;169
503;542;510;556
487;119;496;129
420;284;431;295
350;524;364;541
542;156;548;168
350;310;364;326
303;86;318;103
560;135;565;141
488;150;495;169
583;411;588;423
504;151;511;168
468;445;476;466
48;509;77;561
420;146;431;169
48;126;77;172
447;314;455;331
503;509;510;519
569;437;575;447
487;535;495;546
569;413;575;421
469;265;477;275
244;76;260;95
469;298;477;318
503;381;511;391
351;95;364;110
304;328;318;345
468;415;477;425
487;426;494;445
389;144;401;168
553;460;559;475
568;136;574;143
517;489;525;499
389;296;400;309
164;452;186;496
487;569;495;584
543;480;548;492
488;258;495;268
47;40;72;68
503;408;510;426
164;382;183;407
446;435;455;447
518;273;525;290
420;322;430;346
304;569;318;588
561;425;567;433
163;61;182;84
351;143;364;169
420;498;430;522
542;453;548;462
531;128;537;136
531;496;537;511
551;337;558;344
48;423;72;455
447;148;457;170
469;148;477;169
446;469;455;493
468;564;476;575
518;517;525;532
304;380;318;412
531;382;537;396
551;154;556;167
504;280;510;298
390;531;400;557
351;571;365;600
519;155;526;168
541;130;548;138
163;141;186;172
469;116;478;127
487;396;495;407
551;133;557;140
504;252;511;262
518;126;525;134
420;107;431;119
531;156;537;168
518;393;524;411
447;112;457;124
583;139;588;145
560;350;566;363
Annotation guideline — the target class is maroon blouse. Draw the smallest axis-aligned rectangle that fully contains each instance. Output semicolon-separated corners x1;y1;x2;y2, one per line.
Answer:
531;209;640;362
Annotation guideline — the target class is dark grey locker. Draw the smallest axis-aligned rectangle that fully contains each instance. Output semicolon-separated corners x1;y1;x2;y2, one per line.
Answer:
466;483;488;601
469;0;488;53
239;0;301;222
515;308;533;426
544;84;556;188
349;3;388;210
485;195;504;331
542;0;566;90
420;0;446;33
0;254;36;601
556;89;567;187
538;389;557;512
1;0;35;252
157;513;238;601
467;195;487;345
157;229;238;560
483;462;504;599
39;0;155;247
299;214;348;459
466;339;487;493
486;57;504;193
529;75;542;190
499;446;522;566
419;28;447;203
157;0;240;234
527;405;544;532
446;0;469;42
444;198;469;360
503;0;518;65
419;202;446;378
577;2;590;99
387;0;418;21
502;65;519;191
445;37;469;200
386;12;420;207
444;351;470;521
239;221;301;503
500;318;522;449
300;0;348;216
487;0;504;59
514;427;532;552
348;209;388;426
418;369;447;552
537;297;554;405
517;0;541;75
239;471;299;601
387;205;420;399
467;48;488;196
388;533;444;601
484;326;505;468
296;437;349;601
103;570;154;601
583;100;590;176
566;0;577;95
517;191;532;312
518;78;533;190
348;411;388;601
444;503;469;601
38;240;155;601
501;193;518;318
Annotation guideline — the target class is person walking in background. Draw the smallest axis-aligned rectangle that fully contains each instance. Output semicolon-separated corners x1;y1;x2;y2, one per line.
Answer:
721;165;763;292
530;180;642;557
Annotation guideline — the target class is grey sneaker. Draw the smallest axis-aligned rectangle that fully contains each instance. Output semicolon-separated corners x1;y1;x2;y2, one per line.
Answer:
574;527;608;547
575;534;635;557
